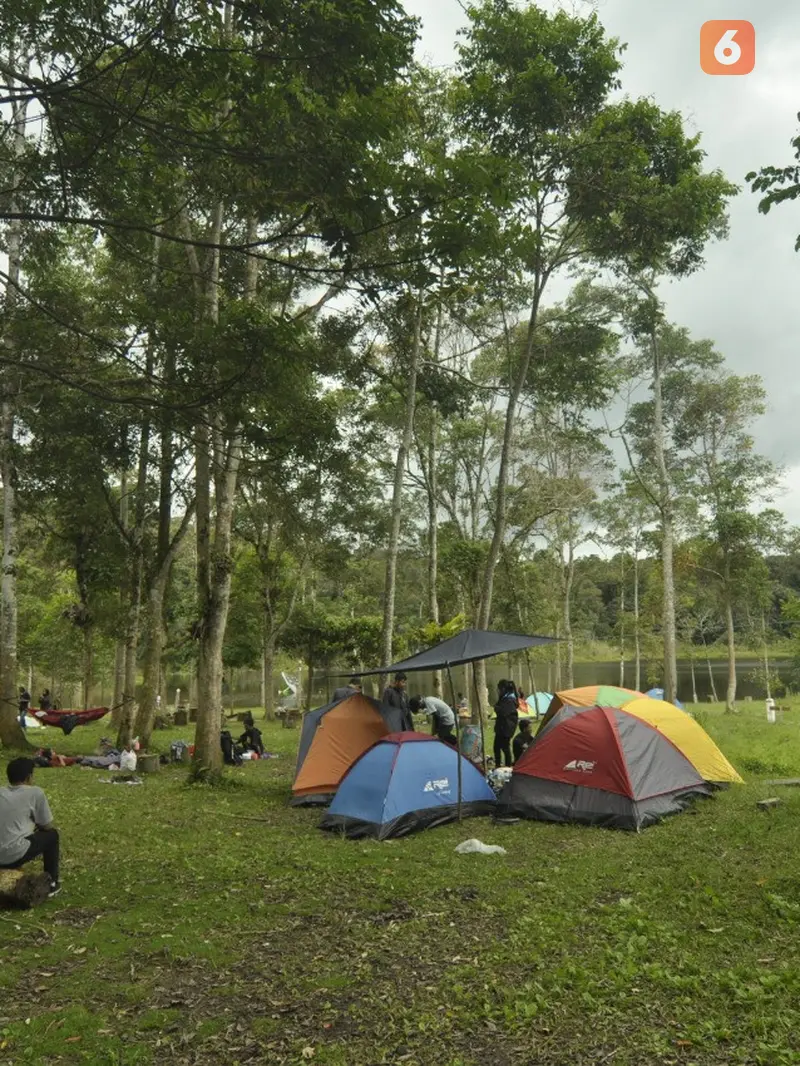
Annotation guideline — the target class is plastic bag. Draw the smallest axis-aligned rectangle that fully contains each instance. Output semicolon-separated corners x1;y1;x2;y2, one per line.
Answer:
120;749;137;771
454;838;507;856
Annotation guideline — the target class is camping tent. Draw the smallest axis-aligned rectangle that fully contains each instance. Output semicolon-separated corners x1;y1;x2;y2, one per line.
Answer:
646;687;685;709
620;698;742;785
291;692;405;807
537;685;644;732
320;732;496;839
498;704;712;831
525;692;553;717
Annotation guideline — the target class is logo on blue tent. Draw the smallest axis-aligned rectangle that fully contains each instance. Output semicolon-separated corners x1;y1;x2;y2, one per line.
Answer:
423;777;451;795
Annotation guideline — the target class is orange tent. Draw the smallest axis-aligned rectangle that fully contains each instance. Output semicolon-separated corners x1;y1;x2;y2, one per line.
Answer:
291;692;404;806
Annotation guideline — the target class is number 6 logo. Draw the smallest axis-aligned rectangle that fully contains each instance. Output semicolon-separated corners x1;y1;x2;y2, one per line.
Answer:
700;21;755;75
714;28;741;66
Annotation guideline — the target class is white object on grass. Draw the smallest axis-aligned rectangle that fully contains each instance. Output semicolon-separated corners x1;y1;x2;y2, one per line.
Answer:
455;838;507;856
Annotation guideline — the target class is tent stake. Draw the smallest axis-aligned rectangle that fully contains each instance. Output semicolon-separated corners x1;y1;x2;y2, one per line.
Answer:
446;662;462;823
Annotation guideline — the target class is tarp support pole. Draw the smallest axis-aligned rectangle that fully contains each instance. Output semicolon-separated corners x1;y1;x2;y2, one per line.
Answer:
471;669;487;778
446;662;462;822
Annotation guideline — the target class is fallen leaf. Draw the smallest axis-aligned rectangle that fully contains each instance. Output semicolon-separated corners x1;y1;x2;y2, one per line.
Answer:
73;947;87;955
676;1040;693;1048
301;1048;315;1059
65;1036;82;1044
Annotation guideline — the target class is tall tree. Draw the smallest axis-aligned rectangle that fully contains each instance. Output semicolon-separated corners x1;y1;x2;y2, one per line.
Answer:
675;371;778;710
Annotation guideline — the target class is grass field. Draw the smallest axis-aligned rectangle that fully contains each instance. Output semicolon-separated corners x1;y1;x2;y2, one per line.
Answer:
3;702;800;1065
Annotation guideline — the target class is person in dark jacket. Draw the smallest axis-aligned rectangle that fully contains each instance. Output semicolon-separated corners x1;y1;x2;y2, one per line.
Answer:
382;672;413;731
18;687;31;729
332;676;362;701
39;690;52;712
493;679;518;767
513;719;534;764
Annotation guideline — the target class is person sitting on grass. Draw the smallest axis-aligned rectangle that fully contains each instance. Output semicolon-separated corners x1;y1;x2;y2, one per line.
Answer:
238;722;264;756
0;757;61;897
513;719;535;764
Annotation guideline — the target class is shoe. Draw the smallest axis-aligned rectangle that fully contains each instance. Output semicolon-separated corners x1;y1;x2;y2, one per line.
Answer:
48;881;61;898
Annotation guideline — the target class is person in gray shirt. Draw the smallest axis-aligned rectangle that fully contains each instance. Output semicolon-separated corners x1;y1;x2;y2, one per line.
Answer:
0;757;60;896
410;695;457;746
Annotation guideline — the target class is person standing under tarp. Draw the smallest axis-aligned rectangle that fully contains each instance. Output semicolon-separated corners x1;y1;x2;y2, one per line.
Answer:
332;676;362;701
18;687;31;729
39;690;52;712
382;672;413;731
493;679;518;768
410;695;456;746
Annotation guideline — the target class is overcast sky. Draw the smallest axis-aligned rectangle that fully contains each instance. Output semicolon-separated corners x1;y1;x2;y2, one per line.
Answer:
402;0;800;521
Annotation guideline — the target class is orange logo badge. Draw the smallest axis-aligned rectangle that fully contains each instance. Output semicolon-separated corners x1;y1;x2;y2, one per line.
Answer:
700;21;755;75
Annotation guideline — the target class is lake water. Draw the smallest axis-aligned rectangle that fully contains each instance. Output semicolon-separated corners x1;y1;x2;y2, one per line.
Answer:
176;655;792;710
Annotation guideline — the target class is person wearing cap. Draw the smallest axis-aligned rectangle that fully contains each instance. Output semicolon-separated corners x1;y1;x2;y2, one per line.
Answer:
410;695;456;746
332;676;362;701
382;672;413;731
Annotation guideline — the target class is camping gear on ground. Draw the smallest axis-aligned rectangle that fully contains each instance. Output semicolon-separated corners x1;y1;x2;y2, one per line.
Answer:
537;686;645;733
170;740;190;763
646;687;685;709
487;767;513;795
0;868;52;909
79;751;120;769
459;723;483;762
455;838;507;855
352;628;559;813
498;704;713;831
22;715;43;729
220;731;243;766
33;707;110;734
292;692;405;806
320;732;497;839
619;697;742;785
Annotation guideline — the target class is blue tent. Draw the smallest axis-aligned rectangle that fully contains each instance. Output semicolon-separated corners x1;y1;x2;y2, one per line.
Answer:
646;687;685;710
524;692;553;717
319;732;496;839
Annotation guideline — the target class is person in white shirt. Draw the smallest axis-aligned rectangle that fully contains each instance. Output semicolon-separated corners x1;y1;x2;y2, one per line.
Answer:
410;695;457;746
0;757;60;896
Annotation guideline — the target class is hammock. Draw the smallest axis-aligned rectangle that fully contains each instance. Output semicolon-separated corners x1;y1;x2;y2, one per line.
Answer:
33;707;110;735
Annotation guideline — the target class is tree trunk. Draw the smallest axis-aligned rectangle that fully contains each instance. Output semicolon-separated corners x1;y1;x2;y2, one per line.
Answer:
689;654;698;704
618;552;626;688
701;635;719;701
381;295;422;665
135;579;167;750
477;270;545;636
0;403;25;749
111;468;128;727
633;547;641;692
262;635;275;719
723;560;736;712
563;539;575;689
81;628;92;710
651;327;678;704
0;57;29;751
762;611;772;702
427;420;442;697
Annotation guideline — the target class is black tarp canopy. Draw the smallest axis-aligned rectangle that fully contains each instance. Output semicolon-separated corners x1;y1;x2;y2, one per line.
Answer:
357;628;558;675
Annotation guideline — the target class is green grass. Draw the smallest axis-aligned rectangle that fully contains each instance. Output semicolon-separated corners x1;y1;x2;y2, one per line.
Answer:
4;704;800;1064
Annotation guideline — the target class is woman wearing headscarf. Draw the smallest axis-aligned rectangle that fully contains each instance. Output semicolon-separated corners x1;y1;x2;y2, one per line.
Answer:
493;679;519;768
